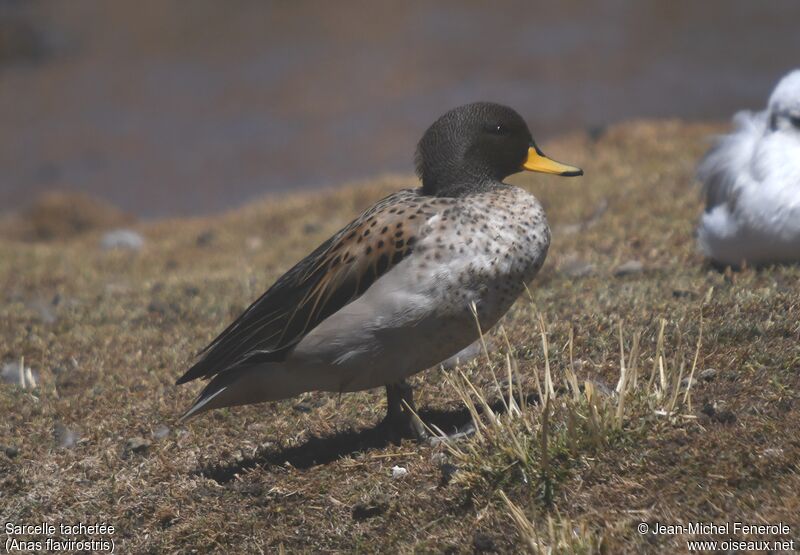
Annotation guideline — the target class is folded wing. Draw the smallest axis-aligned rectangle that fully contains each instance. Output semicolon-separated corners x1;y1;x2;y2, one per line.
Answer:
176;188;436;384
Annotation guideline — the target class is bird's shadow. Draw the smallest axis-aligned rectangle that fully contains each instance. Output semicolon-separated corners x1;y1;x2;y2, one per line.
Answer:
197;393;540;484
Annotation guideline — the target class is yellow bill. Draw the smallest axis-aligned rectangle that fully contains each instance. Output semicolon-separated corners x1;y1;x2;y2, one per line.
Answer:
522;145;583;177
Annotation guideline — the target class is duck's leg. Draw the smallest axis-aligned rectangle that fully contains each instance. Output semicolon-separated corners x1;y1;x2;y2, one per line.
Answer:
378;380;427;442
396;380;429;441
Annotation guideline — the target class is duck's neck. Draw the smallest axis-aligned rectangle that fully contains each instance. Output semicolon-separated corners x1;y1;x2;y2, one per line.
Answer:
421;167;501;197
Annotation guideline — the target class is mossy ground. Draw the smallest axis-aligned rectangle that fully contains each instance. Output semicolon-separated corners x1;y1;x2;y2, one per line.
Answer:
2;121;799;553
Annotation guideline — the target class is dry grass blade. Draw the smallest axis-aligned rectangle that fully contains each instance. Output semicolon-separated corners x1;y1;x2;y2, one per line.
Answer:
470;302;510;416
539;396;552;506
615;322;628;428
499;491;602;554
500;325;527;415
565;327;581;403
442;370;486;442
682;311;704;408
499;490;540;553
538;315;555;400
615;320;627;394
649;318;667;392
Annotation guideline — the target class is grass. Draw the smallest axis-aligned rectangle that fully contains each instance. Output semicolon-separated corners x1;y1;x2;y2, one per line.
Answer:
435;308;708;552
2;119;800;553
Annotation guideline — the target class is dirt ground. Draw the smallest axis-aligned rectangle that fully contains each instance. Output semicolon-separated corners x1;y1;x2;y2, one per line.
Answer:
1;120;799;553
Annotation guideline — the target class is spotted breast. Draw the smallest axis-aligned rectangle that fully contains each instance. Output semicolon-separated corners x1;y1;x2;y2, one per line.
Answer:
287;184;550;392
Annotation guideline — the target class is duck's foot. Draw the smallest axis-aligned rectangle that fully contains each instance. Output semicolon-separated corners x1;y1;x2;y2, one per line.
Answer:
377;380;428;444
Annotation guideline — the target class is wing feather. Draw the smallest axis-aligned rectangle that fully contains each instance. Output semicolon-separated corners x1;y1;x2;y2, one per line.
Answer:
176;188;439;384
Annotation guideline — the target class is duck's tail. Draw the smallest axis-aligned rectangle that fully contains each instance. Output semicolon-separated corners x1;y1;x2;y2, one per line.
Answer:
178;363;305;422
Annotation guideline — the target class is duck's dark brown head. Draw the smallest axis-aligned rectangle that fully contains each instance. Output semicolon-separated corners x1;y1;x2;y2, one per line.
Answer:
415;102;582;196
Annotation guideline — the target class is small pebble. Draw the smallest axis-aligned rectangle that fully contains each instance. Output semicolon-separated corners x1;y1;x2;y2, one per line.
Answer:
101;229;144;250
761;448;784;458
614;259;644;276
391;465;408;479
554;222;583;236
699;368;718;381
561;258;595;278
1;445;19;458
195;230;216;247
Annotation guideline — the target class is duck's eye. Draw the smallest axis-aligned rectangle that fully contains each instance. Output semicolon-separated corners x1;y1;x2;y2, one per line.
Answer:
489;123;510;135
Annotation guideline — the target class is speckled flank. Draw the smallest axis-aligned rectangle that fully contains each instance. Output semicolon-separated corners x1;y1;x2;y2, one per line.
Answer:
377;184;550;379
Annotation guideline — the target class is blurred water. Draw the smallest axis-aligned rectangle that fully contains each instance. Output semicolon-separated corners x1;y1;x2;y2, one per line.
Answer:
1;0;799;217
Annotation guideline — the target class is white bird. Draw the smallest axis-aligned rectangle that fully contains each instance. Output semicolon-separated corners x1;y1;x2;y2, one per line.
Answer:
697;69;800;267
